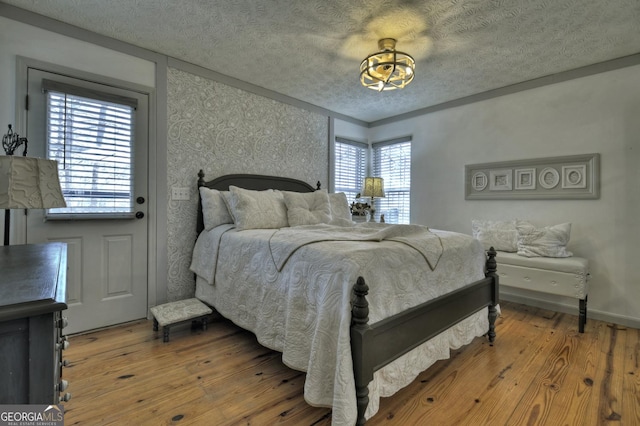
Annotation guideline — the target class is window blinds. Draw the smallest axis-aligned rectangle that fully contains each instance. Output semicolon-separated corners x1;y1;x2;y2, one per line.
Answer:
45;84;136;218
334;137;367;205
373;137;411;224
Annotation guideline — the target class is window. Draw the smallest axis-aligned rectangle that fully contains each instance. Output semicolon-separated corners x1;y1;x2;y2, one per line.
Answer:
334;137;367;205
373;137;411;224
43;79;137;218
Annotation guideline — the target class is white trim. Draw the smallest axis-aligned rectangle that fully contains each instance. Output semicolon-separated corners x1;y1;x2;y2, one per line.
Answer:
501;291;640;330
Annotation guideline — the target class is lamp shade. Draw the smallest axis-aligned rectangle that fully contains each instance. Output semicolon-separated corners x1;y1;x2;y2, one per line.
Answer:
0;156;66;209
361;177;385;198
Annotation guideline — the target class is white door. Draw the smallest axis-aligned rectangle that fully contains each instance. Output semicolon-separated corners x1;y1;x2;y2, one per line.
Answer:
25;68;149;334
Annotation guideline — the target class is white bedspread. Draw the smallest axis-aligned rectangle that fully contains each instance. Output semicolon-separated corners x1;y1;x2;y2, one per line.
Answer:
191;223;488;425
268;223;444;271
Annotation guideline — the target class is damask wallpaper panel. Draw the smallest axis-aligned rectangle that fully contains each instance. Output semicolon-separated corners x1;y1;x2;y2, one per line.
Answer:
166;67;329;301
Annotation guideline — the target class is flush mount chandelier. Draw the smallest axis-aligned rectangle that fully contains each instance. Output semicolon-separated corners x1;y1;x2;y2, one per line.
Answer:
360;38;415;92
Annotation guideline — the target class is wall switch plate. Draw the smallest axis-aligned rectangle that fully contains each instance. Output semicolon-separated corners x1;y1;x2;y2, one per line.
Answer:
172;186;190;201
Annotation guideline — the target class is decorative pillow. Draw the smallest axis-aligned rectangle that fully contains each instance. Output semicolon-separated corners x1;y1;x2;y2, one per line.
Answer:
516;220;573;258
228;186;289;230
283;189;331;227
221;191;234;222
471;219;518;252
328;192;352;223
199;187;233;230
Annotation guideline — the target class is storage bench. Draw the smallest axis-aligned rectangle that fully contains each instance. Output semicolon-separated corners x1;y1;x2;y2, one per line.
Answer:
496;251;590;332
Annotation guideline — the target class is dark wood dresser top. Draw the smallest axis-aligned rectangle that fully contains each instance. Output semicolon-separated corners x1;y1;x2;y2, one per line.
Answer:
0;242;67;321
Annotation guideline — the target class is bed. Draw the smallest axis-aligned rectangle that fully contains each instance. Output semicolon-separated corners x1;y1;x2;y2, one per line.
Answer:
191;170;499;425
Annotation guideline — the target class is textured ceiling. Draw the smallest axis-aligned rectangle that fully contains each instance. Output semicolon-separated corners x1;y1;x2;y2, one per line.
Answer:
4;0;640;123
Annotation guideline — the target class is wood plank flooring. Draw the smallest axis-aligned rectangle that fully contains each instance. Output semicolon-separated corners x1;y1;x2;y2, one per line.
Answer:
61;301;639;425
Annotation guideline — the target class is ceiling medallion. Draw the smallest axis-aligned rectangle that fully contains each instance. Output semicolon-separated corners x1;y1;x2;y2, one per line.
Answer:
360;38;415;92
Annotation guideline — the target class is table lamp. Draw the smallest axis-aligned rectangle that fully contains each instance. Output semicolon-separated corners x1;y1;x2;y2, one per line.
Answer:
361;177;385;221
1;125;66;245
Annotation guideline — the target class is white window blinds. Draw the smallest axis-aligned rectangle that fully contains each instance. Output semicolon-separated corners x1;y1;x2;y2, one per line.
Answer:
373;137;411;224
44;79;137;218
334;137;367;205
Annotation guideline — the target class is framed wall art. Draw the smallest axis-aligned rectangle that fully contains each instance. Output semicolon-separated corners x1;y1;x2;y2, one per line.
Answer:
465;153;600;200
489;169;512;191
539;167;560;189
471;172;488;191
562;165;587;189
515;168;536;190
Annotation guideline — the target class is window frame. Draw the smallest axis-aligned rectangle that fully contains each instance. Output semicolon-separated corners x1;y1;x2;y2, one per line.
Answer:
334;136;368;210
334;135;412;224
372;136;412;224
43;79;138;220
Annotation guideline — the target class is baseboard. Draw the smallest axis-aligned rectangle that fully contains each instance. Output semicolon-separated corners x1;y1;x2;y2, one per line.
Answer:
500;290;640;330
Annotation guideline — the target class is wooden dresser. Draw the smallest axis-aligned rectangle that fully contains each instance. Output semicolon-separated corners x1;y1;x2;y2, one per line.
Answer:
0;242;70;404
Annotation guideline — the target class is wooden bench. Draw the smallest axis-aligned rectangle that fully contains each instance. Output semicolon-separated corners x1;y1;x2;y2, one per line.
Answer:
150;298;212;342
496;252;590;332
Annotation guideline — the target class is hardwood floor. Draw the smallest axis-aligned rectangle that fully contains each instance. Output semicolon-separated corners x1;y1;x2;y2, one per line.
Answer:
62;301;639;425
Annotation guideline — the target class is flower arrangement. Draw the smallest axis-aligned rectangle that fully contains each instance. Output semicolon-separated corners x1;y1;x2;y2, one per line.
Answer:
350;193;371;216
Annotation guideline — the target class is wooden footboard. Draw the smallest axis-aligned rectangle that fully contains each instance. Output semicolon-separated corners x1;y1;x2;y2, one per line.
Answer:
350;247;499;425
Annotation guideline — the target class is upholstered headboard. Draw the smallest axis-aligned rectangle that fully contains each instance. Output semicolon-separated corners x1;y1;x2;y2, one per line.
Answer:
196;170;320;234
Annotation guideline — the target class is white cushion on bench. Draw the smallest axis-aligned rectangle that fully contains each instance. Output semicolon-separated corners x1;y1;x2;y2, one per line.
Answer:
498;252;588;275
150;298;212;327
496;251;589;299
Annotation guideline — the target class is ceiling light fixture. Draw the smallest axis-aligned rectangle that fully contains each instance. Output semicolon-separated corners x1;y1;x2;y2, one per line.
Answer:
360;38;415;92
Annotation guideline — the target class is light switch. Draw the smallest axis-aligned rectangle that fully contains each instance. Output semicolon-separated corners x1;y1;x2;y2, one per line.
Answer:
172;187;190;201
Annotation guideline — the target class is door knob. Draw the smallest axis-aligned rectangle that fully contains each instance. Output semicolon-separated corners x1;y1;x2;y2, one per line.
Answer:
136;197;145;204
135;211;144;219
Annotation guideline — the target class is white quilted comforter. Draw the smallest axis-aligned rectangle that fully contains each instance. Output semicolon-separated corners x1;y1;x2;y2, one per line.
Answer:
191;223;489;425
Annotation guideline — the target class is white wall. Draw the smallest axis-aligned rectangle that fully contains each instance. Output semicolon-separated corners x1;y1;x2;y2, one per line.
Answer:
334;119;368;143
0;16;154;111
368;64;640;328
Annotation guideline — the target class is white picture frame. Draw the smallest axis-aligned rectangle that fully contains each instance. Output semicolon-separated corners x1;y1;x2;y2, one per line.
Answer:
539;167;560;189
472;172;488;191
562;165;587;189
489;169;512;191
465;153;599;200
515;168;536;190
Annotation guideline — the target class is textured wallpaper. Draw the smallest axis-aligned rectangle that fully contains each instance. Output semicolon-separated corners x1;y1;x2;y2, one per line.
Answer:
166;67;329;301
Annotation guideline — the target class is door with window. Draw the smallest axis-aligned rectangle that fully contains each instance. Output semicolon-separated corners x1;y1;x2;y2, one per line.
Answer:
25;68;149;334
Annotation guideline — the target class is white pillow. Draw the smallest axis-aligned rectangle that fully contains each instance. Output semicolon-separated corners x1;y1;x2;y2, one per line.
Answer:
516;220;573;258
471;219;518;252
283;189;331;227
228;186;289;230
328;192;352;223
221;191;234;222
199;187;233;230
